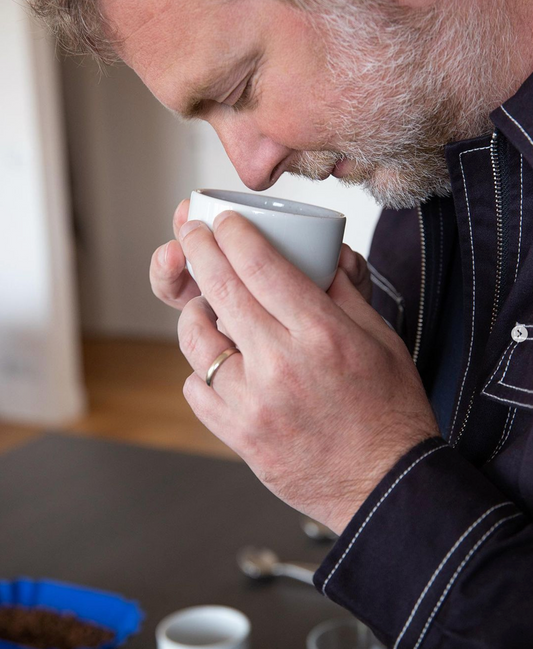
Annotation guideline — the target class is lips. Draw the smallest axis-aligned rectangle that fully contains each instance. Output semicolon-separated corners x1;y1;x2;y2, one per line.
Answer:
332;157;356;179
284;152;346;182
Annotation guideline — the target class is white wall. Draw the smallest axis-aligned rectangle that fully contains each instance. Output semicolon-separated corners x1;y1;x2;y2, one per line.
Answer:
60;61;381;340
0;2;86;424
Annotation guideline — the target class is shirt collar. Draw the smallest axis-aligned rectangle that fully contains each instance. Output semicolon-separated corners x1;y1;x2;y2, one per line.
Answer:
491;71;533;169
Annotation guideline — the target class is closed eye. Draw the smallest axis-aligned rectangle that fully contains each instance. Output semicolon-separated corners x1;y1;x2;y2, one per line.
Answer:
232;76;256;111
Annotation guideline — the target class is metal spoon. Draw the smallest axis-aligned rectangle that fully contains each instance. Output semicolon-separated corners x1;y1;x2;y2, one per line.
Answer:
237;546;318;585
299;515;338;542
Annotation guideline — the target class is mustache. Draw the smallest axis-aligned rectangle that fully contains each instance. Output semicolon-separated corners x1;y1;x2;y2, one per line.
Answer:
287;150;375;186
288;150;345;180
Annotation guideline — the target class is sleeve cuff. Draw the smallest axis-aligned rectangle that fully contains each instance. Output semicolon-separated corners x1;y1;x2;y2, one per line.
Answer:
314;437;522;648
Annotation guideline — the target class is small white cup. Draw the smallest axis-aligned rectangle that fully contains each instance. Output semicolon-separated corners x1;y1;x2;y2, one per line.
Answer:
156;605;251;649
186;189;346;291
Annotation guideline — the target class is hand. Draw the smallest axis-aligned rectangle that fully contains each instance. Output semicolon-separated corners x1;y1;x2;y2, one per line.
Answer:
177;211;439;534
150;200;372;311
149;200;201;311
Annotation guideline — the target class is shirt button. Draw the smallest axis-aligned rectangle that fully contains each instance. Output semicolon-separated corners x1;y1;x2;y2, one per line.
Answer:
511;325;528;342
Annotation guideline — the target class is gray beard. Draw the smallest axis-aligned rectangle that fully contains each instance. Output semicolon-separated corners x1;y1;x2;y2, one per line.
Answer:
289;0;517;209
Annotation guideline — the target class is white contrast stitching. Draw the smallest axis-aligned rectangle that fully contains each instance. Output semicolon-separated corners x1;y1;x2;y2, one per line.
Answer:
479;390;533;410
482;338;531;400
496;408;517;454
449;146;491;445
499;345;518;382
321;445;446;595
413;512;523;649
393;502;513;649
501;106;533;149
489;408;517;462
412;205;427;366
481;341;515;392
488;407;512;462
482;323;533;396
371;275;406;332
370;274;404;307
499;381;533;394
496;333;533;392
515;155;524;282
367;263;404;302
489;132;503;332
435;199;444;305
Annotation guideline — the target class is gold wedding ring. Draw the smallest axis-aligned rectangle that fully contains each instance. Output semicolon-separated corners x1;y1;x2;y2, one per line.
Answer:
206;347;241;387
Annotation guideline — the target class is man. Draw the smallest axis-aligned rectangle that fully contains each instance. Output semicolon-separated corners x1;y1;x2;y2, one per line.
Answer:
30;0;533;646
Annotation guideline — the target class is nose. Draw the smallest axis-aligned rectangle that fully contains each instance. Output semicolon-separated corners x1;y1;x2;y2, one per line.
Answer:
212;116;293;191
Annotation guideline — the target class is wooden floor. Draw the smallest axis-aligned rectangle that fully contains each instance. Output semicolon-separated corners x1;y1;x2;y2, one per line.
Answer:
0;338;239;460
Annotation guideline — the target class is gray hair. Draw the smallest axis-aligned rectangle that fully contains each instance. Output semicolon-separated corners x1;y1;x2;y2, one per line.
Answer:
27;0;119;63
27;0;347;64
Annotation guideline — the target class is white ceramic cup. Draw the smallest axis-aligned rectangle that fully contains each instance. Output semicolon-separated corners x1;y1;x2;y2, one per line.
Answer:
186;189;346;291
156;605;251;649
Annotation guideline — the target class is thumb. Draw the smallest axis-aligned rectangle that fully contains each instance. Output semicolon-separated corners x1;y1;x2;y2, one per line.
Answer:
327;267;368;321
328;268;390;335
338;244;372;303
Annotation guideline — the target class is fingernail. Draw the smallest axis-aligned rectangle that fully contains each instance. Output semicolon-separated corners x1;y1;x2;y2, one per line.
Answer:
158;242;169;265
179;220;203;240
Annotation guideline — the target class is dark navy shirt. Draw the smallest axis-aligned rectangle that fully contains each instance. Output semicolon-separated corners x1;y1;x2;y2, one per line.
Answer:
315;72;533;648
428;241;464;438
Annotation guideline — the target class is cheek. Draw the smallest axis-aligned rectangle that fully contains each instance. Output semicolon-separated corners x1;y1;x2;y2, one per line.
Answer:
257;64;347;150
258;93;330;150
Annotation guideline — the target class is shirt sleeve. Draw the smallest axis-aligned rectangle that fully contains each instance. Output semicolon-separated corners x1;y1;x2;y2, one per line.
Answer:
314;437;533;649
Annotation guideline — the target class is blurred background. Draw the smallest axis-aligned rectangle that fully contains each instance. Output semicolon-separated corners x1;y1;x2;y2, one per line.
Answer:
0;1;380;459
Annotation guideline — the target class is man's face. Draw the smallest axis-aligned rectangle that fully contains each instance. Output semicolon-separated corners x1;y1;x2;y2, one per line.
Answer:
102;0;513;208
102;0;352;189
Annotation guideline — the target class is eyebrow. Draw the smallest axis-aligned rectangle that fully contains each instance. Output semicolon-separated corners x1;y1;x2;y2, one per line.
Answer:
181;80;215;120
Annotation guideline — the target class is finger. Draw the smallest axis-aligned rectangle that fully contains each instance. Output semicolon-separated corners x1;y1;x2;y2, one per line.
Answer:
182;372;242;456
150;239;201;308
211;211;336;334
327;268;390;335
173;199;190;241
179;219;286;354
178;295;245;401
217;319;231;338
338;245;364;286
338;244;372;302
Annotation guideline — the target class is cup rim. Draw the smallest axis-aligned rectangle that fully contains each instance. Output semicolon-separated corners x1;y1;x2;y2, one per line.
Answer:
193;189;344;220
156;605;251;648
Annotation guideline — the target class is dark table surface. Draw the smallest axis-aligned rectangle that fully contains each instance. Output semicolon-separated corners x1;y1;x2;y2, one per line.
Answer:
0;434;348;648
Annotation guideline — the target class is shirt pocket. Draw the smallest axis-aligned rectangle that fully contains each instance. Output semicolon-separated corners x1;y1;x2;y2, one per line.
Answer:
482;324;533;410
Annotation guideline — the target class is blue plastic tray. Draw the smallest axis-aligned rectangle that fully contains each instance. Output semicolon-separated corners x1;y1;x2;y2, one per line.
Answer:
0;578;144;649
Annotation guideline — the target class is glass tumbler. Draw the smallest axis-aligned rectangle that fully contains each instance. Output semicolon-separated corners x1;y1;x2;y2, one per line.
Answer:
307;618;385;649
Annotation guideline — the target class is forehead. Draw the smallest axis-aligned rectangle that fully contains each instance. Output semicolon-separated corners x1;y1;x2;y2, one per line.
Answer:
102;0;263;109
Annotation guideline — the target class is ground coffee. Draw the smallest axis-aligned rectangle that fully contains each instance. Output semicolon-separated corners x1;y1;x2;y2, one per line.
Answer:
0;606;115;649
